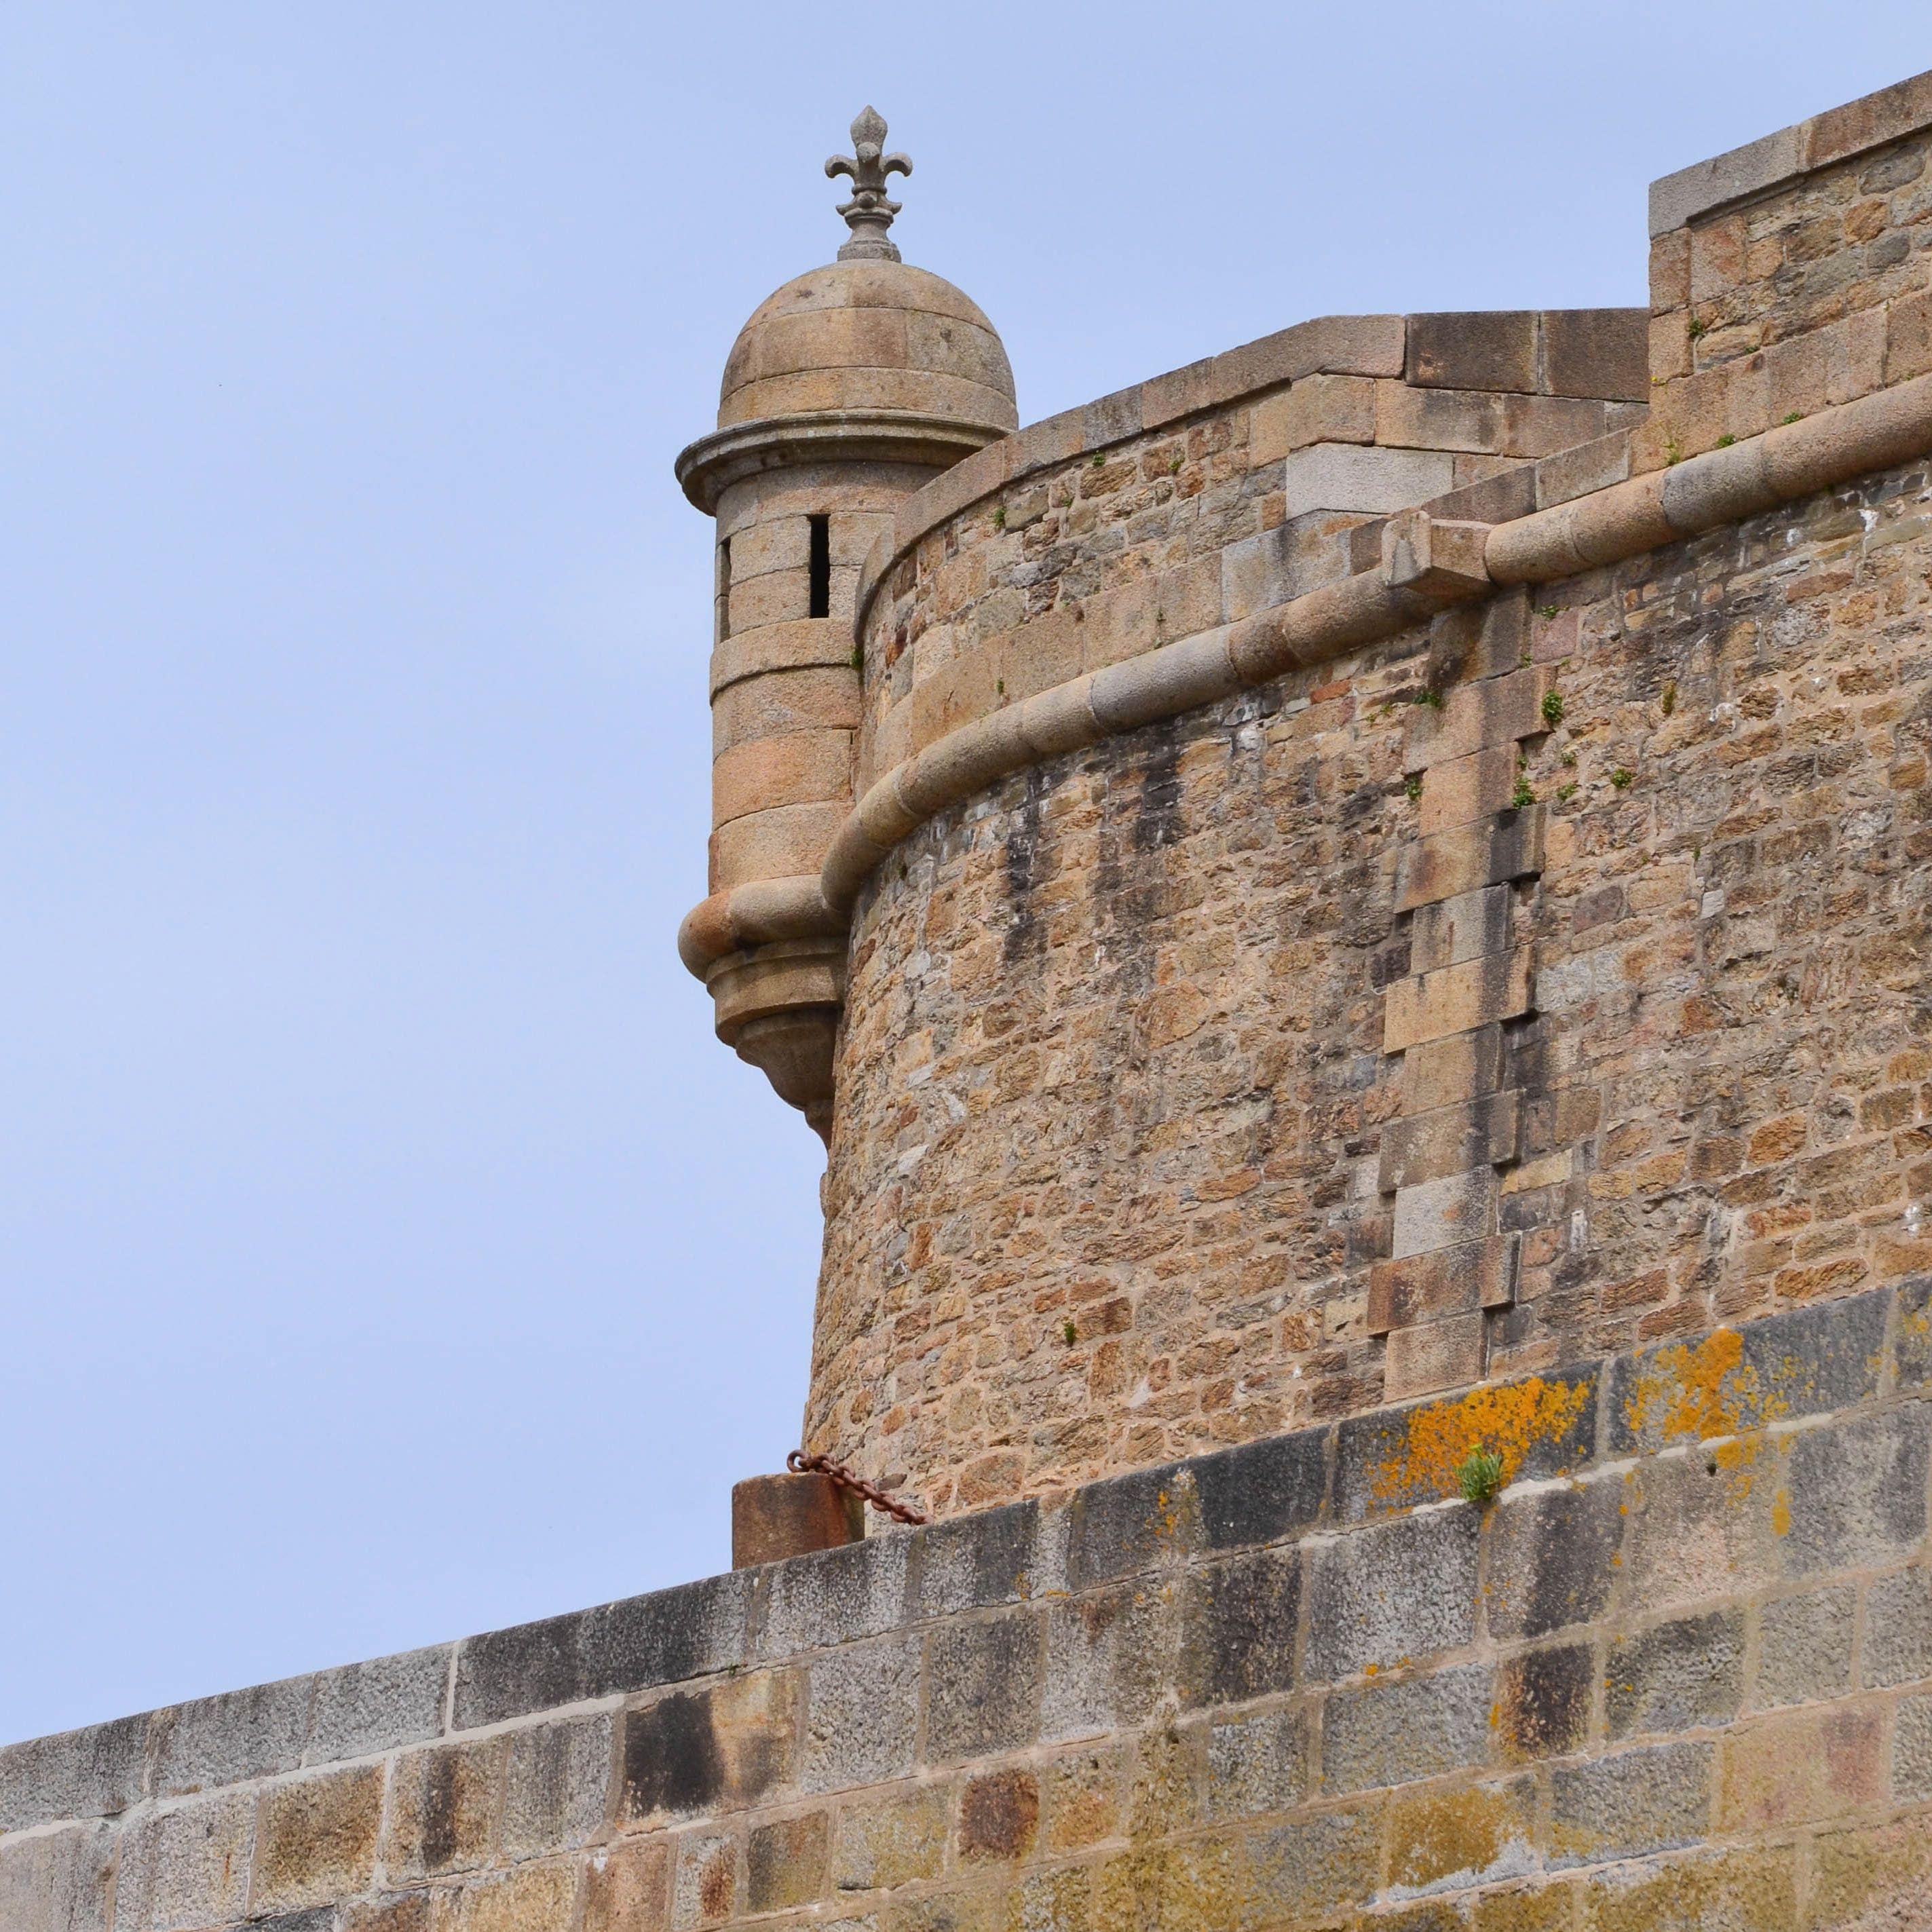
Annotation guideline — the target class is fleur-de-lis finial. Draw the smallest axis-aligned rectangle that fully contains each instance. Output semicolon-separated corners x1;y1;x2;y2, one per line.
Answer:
825;107;912;263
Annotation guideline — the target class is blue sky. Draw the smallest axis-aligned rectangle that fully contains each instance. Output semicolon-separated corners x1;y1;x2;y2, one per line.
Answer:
3;2;1927;1744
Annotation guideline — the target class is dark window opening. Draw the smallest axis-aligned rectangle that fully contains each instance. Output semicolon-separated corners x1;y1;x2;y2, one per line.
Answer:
808;514;831;619
717;536;734;641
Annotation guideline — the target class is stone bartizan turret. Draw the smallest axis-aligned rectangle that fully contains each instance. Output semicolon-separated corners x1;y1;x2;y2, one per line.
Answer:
675;109;1017;1139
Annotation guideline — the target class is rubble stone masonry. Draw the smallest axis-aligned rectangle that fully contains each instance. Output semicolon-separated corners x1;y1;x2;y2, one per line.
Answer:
6;1289;1931;1928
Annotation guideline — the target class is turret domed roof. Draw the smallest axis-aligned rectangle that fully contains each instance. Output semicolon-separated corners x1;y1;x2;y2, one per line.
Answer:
717;259;1017;435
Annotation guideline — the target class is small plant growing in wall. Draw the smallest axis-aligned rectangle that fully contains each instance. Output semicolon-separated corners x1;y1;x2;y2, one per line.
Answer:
1457;1446;1507;1506
1405;774;1424;801
1716;433;1736;448
1661;679;1678;716
1062;1319;1078;1346
993;505;1007;530
1541;688;1565;728
1412;687;1443;710
1612;767;1635;789
1512;774;1536;810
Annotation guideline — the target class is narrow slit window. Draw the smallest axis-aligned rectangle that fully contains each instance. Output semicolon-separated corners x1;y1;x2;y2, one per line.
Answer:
808;514;831;620
717;536;734;641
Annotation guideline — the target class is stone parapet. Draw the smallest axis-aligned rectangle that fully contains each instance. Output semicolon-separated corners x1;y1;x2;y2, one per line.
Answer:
7;1287;1930;1927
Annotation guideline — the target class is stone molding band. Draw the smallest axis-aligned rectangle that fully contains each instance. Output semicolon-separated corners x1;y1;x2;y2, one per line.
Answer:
675;409;1011;514
677;370;1932;981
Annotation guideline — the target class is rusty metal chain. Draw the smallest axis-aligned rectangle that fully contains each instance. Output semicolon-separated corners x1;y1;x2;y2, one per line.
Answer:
787;1450;930;1526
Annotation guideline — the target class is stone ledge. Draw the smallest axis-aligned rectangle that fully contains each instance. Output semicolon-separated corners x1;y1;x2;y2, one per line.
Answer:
1649;66;1932;236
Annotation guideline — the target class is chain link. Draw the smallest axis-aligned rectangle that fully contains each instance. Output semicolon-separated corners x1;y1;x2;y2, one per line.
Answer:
787;1450;929;1526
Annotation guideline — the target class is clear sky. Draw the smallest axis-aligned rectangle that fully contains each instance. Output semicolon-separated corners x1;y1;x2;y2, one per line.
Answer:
4;1;1927;1746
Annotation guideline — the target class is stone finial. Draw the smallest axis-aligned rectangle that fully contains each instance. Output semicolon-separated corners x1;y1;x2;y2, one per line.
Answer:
825;107;912;262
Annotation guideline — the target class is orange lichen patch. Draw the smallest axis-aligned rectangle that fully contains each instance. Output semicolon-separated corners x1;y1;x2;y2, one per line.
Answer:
1621;1327;1792;1445
1371;1377;1594;1506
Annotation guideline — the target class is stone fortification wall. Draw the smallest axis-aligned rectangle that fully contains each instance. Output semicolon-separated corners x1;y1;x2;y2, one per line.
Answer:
850;309;1648;799
7;1290;1931;1930
805;76;1932;1521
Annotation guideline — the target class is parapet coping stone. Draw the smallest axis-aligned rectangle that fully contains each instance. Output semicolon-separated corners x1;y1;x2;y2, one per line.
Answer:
3;1278;1927;1839
850;309;1649;641
1650;64;1932;237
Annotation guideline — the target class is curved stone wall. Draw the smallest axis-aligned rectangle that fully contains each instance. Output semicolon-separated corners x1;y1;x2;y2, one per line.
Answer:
812;455;1932;1516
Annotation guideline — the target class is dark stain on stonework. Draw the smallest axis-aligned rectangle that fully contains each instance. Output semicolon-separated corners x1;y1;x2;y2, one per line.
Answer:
419;1751;465;1872
959;1768;1040;1859
1133;721;1183;852
1004;764;1049;965
620;1690;725;1818
1495;1642;1592;1760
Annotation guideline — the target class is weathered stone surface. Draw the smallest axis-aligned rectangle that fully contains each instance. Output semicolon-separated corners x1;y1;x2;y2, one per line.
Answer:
1755;1586;1855;1707
1487;1478;1624;1640
115;1791;256;1931
0;1713;148;1834
1206;1707;1307;1819
1190;1428;1328;1553
1809;1814;1932;1929
384;1736;505;1879
1246;1803;1385;1921
1304;1507;1480;1680
0;1822;111;1932
1898;1276;1932;1388
746;1811;829;1910
1494;1644;1593;1762
250;1764;385;1914
152;1675;314;1798
1895;1691;1932;1800
911;1500;1045;1617
1064;1460;1193;1588
501;1714;612;1857
1408;313;1539;395
801;1633;918;1793
1781;1406;1930;1576
831;1784;949;1890
620;1671;799;1822
580;1839;670;1932
1574;1845;1799;1932
1606;1291;1892;1455
757;1529;909;1657
1385;1775;1538;1896
1548;1740;1713;1867
1179;1549;1302;1709
1606;1610;1746;1738
1041;1581;1177;1741
1718;1706;1886;1825
1620;1453;1781;1614
924;1610;1043;1761
732;1473;863;1570
1335;1367;1598;1521
305;1647;449;1766
1321;1663;1493;1791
